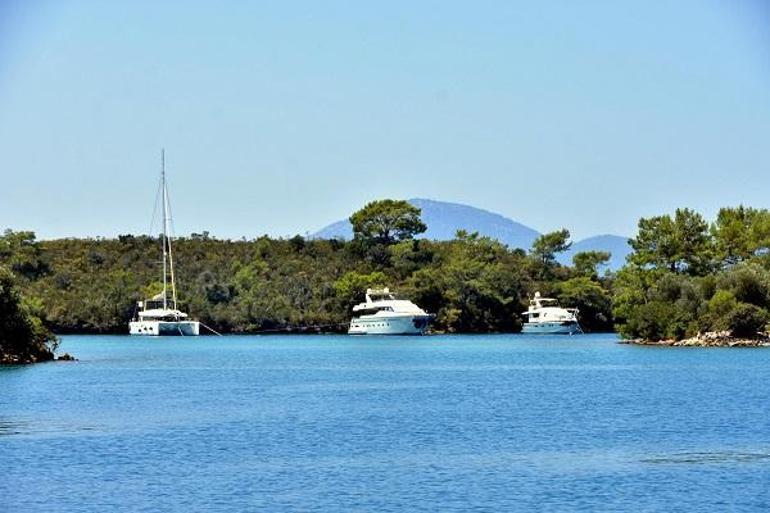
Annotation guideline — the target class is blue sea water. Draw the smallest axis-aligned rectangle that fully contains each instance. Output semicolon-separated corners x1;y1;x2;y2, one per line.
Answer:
2;333;770;512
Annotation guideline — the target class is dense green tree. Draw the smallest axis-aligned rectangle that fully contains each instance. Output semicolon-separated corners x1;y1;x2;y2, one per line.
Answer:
350;200;427;245
0;230;48;279
572;251;611;278
407;232;526;333
389;239;436;280
333;270;388;310
617;207;770;341
0;267;57;363
629;208;712;275
556;277;612;332
531;229;571;266
712;206;770;265
712;206;755;265
716;263;770;307
725;304;769;337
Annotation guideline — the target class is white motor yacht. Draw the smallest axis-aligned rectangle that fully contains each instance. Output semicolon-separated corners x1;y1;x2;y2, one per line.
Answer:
521;292;581;335
348;288;432;335
129;150;200;336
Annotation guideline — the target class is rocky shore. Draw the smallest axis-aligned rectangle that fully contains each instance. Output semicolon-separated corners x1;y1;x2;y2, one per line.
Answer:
0;351;77;364
622;331;770;347
0;351;53;364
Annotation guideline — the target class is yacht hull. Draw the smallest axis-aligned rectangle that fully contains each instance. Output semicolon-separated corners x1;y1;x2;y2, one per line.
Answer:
348;314;431;335
129;320;200;336
522;321;580;335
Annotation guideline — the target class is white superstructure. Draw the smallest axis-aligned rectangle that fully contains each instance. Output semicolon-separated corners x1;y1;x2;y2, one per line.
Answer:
129;150;200;336
348;288;432;335
521;292;581;335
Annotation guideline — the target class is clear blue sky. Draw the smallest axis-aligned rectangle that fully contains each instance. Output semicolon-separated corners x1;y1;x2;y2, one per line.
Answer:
1;1;769;240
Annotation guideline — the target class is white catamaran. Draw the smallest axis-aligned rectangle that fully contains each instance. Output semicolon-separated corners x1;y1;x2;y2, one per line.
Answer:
129;151;200;336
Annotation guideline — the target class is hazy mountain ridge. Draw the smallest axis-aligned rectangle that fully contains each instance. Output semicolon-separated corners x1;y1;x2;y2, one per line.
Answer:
312;198;631;270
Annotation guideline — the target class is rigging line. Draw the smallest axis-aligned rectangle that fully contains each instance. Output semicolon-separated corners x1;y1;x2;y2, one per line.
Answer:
163;160;179;308
197;322;348;336
167;234;178;307
148;173;163;237
248;322;350;334
200;322;223;336
166;201;178;306
164;175;176;238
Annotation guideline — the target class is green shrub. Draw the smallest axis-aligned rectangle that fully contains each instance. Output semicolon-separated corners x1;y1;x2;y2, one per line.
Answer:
700;289;739;331
620;301;675;341
725;303;768;337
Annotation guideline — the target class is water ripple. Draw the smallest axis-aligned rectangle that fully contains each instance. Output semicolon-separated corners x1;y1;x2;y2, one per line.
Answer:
642;451;770;465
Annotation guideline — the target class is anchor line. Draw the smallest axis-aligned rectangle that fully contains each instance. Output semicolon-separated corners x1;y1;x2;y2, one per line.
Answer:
199;322;223;336
198;321;349;336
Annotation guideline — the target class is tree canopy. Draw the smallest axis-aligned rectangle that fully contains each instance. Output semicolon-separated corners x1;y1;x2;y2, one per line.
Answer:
616;207;770;341
572;251;611;277
711;206;770;265
349;200;427;245
0;266;57;363
629;208;712;275
531;229;571;266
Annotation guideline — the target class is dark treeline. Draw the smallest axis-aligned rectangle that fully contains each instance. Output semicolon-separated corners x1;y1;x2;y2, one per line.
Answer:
0;200;614;336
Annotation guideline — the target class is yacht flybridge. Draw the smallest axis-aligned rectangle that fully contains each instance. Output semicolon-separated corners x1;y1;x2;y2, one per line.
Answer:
129;151;200;336
521;292;581;335
348;288;432;335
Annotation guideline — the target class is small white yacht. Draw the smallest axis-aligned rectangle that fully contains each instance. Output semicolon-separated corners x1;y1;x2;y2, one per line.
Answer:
129;151;200;336
348;288;432;335
521;292;581;335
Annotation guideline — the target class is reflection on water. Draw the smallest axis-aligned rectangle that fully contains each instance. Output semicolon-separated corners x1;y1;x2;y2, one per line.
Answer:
0;419;29;436
0;418;100;437
642;451;770;465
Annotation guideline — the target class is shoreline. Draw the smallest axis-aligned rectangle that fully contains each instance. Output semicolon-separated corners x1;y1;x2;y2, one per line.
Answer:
621;331;770;348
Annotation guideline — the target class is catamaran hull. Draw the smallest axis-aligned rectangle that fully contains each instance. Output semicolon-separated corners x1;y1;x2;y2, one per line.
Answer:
522;321;580;335
348;315;431;335
129;320;200;336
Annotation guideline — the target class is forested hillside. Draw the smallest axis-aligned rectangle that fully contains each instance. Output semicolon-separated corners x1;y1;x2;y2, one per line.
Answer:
12;200;770;341
0;200;614;334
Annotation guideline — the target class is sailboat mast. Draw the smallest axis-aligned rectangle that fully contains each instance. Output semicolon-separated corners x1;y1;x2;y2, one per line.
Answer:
161;149;168;310
162;150;179;310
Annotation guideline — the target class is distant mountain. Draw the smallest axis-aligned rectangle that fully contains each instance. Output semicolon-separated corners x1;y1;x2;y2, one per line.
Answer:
557;234;632;271
311;198;631;271
312;198;541;250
